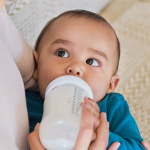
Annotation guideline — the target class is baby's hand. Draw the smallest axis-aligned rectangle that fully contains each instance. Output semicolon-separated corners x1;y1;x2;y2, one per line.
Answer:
81;97;100;141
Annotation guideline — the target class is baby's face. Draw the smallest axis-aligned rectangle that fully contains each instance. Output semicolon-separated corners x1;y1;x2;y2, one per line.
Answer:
33;16;120;102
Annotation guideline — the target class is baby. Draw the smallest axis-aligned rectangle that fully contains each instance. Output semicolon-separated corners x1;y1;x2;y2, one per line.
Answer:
26;10;145;149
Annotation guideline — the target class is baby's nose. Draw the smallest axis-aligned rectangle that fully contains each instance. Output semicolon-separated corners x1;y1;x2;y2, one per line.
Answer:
66;62;84;77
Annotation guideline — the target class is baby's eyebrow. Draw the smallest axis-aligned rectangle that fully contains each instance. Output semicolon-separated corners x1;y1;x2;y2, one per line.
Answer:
88;48;108;61
52;39;72;45
52;39;108;61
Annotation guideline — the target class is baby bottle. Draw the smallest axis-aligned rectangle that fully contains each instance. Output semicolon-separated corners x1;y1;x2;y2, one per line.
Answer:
39;75;93;150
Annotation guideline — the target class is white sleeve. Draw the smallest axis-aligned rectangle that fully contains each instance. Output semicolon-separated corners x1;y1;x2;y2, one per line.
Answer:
4;6;38;91
0;6;33;150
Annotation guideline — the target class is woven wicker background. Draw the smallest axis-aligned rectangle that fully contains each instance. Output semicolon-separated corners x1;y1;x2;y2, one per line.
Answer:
5;0;150;143
100;0;150;142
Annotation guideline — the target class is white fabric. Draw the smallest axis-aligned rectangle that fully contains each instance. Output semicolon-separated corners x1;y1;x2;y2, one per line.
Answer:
6;0;113;46
0;6;37;150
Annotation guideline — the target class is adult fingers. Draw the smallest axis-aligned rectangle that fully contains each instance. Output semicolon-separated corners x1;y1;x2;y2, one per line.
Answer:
91;132;96;141
89;112;109;150
81;100;100;137
95;112;109;149
73;103;93;150
108;142;120;150
96;113;120;150
93;112;100;132
28;123;45;150
141;141;150;150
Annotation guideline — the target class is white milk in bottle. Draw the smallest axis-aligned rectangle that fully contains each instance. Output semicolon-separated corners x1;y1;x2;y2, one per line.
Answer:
39;75;93;150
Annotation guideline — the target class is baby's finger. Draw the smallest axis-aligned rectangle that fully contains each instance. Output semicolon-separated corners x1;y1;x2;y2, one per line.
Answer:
73;103;93;150
84;97;100;112
84;97;100;117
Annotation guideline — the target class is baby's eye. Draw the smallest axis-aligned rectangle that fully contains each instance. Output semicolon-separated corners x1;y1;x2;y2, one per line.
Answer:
56;49;69;57
86;58;99;66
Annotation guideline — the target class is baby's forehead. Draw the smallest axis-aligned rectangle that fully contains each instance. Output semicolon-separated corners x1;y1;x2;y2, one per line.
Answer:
45;15;116;45
51;15;112;31
46;16;116;44
36;10;118;51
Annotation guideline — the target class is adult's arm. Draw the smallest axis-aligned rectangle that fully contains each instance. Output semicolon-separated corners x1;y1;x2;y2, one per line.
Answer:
2;2;38;90
0;3;35;149
0;7;29;150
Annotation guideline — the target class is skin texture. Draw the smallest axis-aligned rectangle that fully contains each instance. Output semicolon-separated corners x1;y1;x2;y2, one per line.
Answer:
33;16;120;103
141;141;150;150
0;0;6;9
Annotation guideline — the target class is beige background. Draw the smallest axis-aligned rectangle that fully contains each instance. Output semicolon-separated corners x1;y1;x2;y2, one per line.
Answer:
100;0;150;142
6;0;150;142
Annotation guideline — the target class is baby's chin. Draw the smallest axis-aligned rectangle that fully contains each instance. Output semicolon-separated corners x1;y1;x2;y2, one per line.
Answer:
94;95;106;103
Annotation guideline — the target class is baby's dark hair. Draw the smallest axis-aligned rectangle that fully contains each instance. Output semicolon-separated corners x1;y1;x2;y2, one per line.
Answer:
35;10;120;74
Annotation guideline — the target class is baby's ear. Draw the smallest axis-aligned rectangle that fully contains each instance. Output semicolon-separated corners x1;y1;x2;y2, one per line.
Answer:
33;51;39;80
107;75;120;94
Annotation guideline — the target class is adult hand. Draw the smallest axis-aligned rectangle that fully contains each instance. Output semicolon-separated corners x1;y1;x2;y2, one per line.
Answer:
84;97;100;141
141;141;150;150
88;112;120;150
73;103;120;150
28;123;45;150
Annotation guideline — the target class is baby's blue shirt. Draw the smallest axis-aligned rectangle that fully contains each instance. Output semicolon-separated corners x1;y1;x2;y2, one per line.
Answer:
26;91;145;150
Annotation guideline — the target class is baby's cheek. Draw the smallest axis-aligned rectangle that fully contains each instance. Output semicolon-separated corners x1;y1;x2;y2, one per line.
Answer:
93;86;107;102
